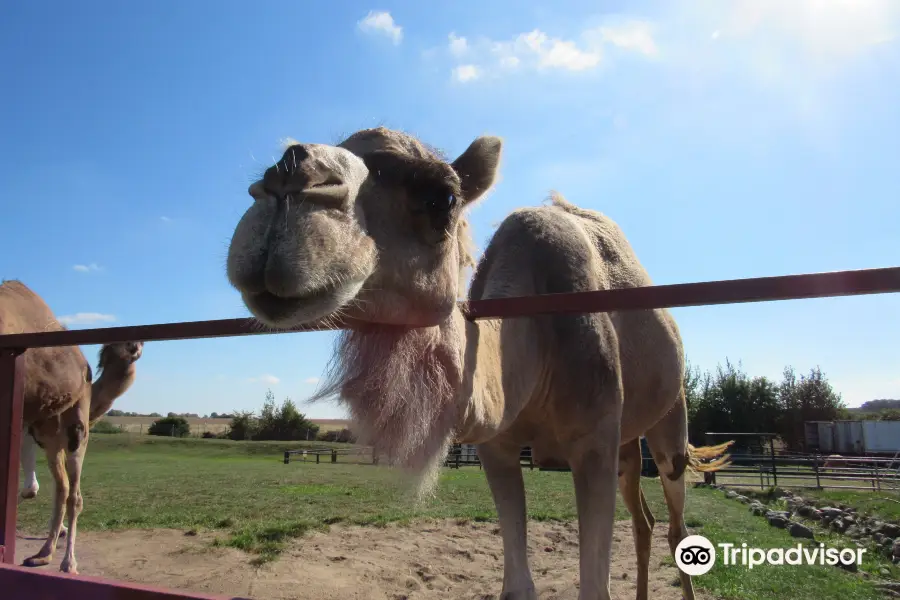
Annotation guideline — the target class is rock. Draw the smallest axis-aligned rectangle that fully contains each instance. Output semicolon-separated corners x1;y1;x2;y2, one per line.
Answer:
767;510;791;520
725;490;738;499
838;559;858;573
788;522;815;540
831;519;848;533
797;504;814;517
881;567;892;577
809;509;822;521
883;524;900;538
737;495;751;504
893;539;900;559
846;526;862;539
751;505;767;517
768;515;789;529
875;533;885;543
820;507;843;521
843;514;856;524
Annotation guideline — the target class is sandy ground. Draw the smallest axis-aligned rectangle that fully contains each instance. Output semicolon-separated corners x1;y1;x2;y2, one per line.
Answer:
16;520;709;599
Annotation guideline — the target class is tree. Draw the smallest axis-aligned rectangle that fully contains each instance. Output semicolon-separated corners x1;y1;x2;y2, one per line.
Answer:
686;359;779;447
776;366;846;451
148;416;191;438
228;411;258;441
228;390;320;441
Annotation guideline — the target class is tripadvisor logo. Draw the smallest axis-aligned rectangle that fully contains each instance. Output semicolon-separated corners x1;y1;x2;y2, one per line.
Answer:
675;535;866;575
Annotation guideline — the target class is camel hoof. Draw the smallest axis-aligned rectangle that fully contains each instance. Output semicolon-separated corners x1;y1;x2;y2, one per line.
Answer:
23;555;52;568
60;560;78;574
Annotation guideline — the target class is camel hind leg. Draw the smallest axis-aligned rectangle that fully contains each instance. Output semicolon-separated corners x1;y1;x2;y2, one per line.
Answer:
643;398;733;600
618;438;654;600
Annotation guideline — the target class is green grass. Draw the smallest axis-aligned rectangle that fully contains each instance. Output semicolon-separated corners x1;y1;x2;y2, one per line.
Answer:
16;435;897;597
799;489;900;522
682;488;894;600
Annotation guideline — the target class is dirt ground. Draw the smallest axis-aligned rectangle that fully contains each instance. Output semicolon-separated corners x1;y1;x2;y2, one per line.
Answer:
16;520;709;599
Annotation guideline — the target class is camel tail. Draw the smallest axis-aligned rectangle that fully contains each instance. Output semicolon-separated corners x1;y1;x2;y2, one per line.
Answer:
687;440;734;473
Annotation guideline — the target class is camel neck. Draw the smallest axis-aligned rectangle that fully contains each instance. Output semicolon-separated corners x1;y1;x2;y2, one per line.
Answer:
90;364;135;423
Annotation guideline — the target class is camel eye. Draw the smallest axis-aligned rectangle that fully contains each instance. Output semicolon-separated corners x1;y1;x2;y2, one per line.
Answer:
427;192;456;213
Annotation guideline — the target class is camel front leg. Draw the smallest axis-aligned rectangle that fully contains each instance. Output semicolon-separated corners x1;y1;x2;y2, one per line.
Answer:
24;447;68;568
59;438;87;574
570;424;621;600
478;439;537;600
618;439;654;600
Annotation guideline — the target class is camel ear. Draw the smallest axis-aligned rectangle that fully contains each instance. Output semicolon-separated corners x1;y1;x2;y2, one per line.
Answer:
451;136;502;204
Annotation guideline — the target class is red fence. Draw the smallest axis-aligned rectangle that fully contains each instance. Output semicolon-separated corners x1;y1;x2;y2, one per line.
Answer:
2;266;899;599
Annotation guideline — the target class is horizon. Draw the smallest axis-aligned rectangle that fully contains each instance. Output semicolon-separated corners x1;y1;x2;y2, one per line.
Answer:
2;1;897;419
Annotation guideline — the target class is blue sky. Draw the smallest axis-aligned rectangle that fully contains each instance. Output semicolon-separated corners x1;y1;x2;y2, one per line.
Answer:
1;1;897;419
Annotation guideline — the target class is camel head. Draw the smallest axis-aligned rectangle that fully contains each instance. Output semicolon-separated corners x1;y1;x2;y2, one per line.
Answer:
226;127;502;488
227;127;502;328
90;341;143;423
98;341;143;367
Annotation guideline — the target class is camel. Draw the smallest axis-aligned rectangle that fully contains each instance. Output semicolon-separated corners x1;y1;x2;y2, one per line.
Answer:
0;280;143;574
19;341;144;527
225;128;732;600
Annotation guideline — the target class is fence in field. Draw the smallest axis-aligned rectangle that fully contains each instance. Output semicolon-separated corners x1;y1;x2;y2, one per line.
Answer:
2;266;899;599
282;444;538;469
710;452;900;492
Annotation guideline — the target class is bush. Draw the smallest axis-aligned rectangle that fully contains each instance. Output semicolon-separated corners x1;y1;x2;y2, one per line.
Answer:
148;416;191;438
90;420;124;434
317;428;356;443
228;411;258;441
201;431;217;439
228;390;321;441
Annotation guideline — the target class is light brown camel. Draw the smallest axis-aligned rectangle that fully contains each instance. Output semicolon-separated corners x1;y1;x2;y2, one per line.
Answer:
225;128;732;600
0;280;143;574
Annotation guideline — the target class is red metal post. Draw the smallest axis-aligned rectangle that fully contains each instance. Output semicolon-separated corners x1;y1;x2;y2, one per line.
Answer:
0;349;25;565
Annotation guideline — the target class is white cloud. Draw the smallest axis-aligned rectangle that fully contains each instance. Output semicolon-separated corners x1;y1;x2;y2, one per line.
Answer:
491;30;602;73
358;11;403;45
452;64;481;83
441;19;658;82
247;374;280;385
72;263;101;273
160;216;172;223
448;32;468;57
58;312;116;326
592;20;658;56
303;377;320;384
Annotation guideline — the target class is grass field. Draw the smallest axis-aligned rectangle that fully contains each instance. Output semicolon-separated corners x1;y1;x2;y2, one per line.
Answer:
16;435;899;600
100;416;349;436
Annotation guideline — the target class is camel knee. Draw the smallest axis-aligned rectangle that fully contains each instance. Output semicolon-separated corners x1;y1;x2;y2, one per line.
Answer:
20;479;39;500
67;422;86;453
66;491;83;516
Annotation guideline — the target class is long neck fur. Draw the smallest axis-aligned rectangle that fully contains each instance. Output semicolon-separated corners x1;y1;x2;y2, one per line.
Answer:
89;362;136;424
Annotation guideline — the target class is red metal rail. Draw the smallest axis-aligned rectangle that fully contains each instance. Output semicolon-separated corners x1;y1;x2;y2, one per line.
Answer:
1;266;899;599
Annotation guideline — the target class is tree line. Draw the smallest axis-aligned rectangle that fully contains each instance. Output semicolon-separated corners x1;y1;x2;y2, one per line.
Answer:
685;359;897;452
142;390;355;443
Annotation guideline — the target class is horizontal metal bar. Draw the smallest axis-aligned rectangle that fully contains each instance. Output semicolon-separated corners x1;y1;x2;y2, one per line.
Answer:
0;562;250;600
463;266;900;320
1;266;897;349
